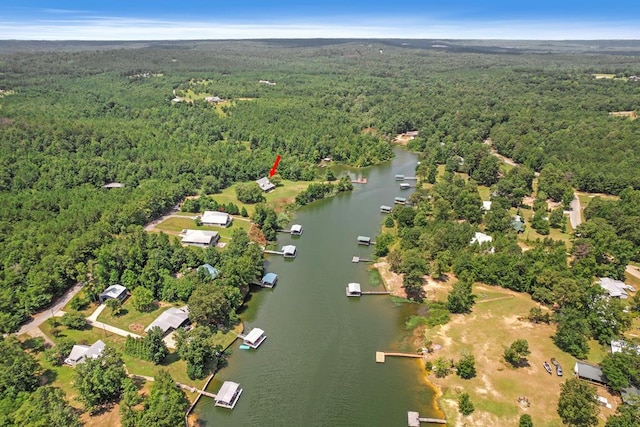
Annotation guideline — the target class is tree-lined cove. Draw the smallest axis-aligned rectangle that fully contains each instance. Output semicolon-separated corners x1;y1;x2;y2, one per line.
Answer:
1;39;640;426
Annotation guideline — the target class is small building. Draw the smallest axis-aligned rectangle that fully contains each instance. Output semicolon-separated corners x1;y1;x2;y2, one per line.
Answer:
346;282;362;297
395;174;405;181
215;381;243;409
394;197;407;205
482;201;492;211
64;340;106;366
205;96;222;103
400;183;411;190
98;284;128;304
599;277;635;299
198;264;220;279
611;339;640;355
380;205;392;214
282;245;297;258
201;211;232;227
243;328;266;348
145;306;190;336
290;224;303;235
181;230;219;247
256;177;275;192
574;361;607;386
470;232;493;245
261;273;278;288
357;236;371;245
103;182;124;189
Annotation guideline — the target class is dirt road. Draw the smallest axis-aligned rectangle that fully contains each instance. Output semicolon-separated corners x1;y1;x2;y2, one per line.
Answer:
16;281;84;336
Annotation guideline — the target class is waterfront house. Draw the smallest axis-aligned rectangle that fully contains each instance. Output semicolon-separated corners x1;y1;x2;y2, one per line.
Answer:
574;361;607;386
346;283;362;297
357;236;371;245
290;224;303;235
242;328;267;348
380;205;392;214
64;340;105;366
145;306;190;336
598;277;635;299
98;284;128;304
201;211;232;227
261;272;278;288
181;229;219;247
282;245;297;258
215;381;243;409
394;197;407;205
256;177;275;192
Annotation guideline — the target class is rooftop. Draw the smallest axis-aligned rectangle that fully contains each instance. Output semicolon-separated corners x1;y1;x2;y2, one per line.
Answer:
198;264;220;279
599;277;635;298
470;232;493;245
182;229;219;245
244;328;265;344
65;340;105;365
262;272;278;284
145;306;189;334
215;381;242;408
348;283;361;293
256;177;275;192
282;245;297;255
100;284;127;299
574;361;606;384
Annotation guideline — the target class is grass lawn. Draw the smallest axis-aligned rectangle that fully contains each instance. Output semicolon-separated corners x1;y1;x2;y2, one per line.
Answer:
96;299;176;335
477;185;491;201
516;209;572;246
424;282;618;426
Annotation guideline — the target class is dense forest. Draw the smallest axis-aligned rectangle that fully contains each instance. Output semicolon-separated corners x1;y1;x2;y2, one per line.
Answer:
0;39;639;425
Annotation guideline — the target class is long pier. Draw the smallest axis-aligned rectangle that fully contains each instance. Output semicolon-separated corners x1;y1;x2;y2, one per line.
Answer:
177;382;217;399
352;256;373;263
407;411;446;426
263;249;284;255
361;291;391;295
376;352;424;363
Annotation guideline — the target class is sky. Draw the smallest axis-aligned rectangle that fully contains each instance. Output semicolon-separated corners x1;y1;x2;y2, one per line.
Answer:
1;1;640;41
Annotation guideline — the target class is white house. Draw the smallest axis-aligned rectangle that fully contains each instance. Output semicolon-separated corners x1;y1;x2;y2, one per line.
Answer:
611;339;640;355
64;340;106;366
598;277;635;299
201;211;232;227
256;177;275;192
145;306;190;336
98;284;128;304
181;229;219;247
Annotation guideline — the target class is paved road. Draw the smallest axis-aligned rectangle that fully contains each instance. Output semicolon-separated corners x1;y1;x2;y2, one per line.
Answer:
568;194;582;230
16;281;84;336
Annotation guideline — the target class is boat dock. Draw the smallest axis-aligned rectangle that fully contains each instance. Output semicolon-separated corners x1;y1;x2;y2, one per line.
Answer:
278;224;303;235
375;352;424;363
407;411;446;426
351;177;368;184
352;256;373;263
177;382;217;399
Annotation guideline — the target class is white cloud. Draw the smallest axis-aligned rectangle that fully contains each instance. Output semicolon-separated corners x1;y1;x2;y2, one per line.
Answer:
0;16;639;40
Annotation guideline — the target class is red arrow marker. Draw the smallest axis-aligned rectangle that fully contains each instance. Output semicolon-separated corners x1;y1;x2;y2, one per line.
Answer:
269;155;281;177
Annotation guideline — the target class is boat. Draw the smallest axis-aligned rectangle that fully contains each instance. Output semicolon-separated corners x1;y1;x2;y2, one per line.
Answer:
239;344;251;350
543;361;553;375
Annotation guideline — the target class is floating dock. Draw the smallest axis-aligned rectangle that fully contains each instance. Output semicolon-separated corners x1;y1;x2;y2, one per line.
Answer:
352;256;373;263
278;224;303;235
375;352;424;363
346;283;391;297
407;411;446;426
351;177;368;184
380;205;392;214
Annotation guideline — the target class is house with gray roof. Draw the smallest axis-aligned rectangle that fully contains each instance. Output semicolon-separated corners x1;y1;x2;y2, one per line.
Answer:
598;277;635;299
201;211;232;227
574;361;607;386
145;306;190;336
181;229;219;247
98;284;128;304
64;340;106;366
256;177;275;192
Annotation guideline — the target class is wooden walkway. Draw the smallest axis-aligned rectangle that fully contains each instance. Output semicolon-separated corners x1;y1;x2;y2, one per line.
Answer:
407;411;446;426
376;352;424;363
177;382;217;399
263;249;284;255
361;291;391;295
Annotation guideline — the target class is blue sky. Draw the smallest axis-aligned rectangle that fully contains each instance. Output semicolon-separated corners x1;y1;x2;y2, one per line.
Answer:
1;1;639;40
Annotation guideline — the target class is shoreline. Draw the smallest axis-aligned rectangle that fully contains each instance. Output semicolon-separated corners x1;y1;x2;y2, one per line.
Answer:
373;259;449;421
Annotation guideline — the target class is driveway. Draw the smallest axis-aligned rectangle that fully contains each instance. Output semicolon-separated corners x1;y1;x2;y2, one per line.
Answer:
567;194;582;230
86;319;142;339
17;281;84;336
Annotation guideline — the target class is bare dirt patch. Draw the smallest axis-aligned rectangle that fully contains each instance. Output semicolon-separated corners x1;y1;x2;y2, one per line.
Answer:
81;403;121;427
373;260;407;298
609;110;637;119
129;323;145;334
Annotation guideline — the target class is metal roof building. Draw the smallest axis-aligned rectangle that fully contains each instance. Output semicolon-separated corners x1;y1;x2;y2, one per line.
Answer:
261;273;278;288
574;361;607;386
290;224;303;235
346;283;362;297
98;284;128;304
243;328;267;348
201;211;232;227
65;340;106;366
198;264;220;279
145;306;190;335
181;230;219;247
282;245;297;258
598;277;635;299
256;177;275;192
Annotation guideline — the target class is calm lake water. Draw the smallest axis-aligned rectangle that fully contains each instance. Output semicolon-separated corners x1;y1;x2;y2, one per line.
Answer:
196;148;442;426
